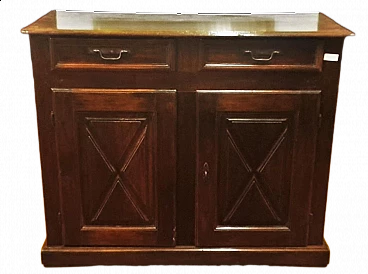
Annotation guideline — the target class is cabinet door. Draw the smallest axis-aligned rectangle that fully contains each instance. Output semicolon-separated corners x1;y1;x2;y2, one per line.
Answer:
196;90;320;247
53;89;176;246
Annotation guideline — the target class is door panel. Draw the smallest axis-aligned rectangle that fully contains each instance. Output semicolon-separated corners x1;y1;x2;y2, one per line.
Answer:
78;114;154;226
218;114;293;227
196;90;320;247
53;89;176;246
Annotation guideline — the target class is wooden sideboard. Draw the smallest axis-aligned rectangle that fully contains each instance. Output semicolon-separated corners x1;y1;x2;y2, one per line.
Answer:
22;10;353;267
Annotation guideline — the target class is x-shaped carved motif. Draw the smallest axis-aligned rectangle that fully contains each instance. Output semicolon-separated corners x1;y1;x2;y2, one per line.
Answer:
223;124;289;224
84;118;150;223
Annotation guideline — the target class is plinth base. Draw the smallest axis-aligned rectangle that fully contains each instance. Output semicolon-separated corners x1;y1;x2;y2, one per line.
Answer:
41;239;330;267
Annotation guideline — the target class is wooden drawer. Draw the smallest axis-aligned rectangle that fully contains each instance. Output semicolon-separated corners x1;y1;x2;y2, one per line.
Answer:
50;38;175;71
199;38;323;71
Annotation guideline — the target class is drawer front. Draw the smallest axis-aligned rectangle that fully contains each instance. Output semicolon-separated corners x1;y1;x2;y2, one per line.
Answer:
50;38;175;71
199;38;323;71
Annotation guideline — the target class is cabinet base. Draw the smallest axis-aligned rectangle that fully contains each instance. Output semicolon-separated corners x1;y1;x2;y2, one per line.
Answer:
41;239;329;267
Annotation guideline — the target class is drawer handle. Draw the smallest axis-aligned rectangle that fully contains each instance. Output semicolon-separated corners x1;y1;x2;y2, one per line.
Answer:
92;49;130;60
244;50;280;61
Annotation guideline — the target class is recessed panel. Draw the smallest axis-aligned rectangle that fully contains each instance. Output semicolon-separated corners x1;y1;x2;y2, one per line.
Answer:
218;115;293;227
78;114;154;226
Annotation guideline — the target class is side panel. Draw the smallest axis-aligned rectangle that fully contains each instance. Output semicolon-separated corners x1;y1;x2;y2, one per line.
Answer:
30;35;62;245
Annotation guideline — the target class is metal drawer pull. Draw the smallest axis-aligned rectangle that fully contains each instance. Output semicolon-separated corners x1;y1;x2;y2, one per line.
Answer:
92;49;130;60
244;50;280;61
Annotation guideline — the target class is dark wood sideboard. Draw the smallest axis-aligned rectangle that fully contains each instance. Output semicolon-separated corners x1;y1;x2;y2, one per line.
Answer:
22;11;353;267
